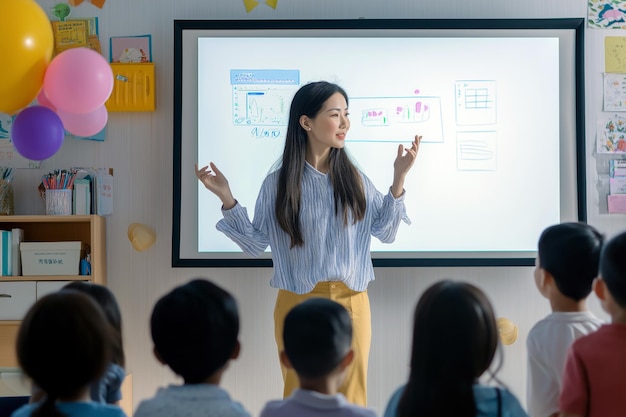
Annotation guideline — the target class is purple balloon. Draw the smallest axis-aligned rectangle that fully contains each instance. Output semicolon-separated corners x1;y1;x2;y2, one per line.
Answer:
11;106;64;161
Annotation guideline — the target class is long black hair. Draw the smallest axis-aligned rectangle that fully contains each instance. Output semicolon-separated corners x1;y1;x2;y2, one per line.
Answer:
398;281;500;417
64;281;125;367
275;81;366;248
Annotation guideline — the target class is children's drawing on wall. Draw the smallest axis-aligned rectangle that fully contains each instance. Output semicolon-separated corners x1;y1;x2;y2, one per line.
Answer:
455;80;497;125
604;36;626;72
0;113;42;168
597;114;626;153
456;131;497;171
603;73;626;111
588;1;626;28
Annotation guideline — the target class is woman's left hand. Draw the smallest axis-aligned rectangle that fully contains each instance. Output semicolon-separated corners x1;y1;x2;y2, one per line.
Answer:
391;135;421;197
394;135;421;177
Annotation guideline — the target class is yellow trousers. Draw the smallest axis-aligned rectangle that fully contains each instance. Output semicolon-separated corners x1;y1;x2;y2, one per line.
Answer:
273;282;371;406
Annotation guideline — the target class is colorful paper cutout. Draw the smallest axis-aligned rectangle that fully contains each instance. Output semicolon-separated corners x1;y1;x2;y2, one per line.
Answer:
243;0;259;12
68;0;106;9
243;0;278;12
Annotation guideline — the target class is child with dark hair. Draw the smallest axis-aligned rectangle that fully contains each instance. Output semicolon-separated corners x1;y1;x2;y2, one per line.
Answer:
526;222;604;417
559;230;626;417
260;298;376;417
63;282;126;404
13;291;125;417
134;279;250;417
383;280;527;417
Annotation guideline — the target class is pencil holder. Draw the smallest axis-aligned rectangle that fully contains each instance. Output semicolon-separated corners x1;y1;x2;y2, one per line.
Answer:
0;180;14;215
45;189;72;215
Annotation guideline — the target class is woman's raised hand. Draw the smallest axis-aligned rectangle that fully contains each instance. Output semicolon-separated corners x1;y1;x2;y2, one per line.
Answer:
195;162;237;209
391;135;421;198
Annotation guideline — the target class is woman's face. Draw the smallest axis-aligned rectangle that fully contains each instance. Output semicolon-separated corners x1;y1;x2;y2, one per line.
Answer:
303;92;350;154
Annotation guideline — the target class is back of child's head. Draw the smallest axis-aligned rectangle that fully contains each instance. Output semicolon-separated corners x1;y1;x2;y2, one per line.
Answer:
151;278;239;384
599;230;626;308
537;222;604;301
282;298;352;379
17;291;111;417
63;281;125;367
398;280;499;417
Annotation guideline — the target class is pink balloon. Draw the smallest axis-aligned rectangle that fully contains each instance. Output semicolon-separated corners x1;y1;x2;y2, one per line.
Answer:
58;105;108;137
44;48;113;114
36;89;56;111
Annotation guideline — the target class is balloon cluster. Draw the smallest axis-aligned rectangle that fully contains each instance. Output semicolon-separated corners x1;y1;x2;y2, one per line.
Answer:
0;0;113;161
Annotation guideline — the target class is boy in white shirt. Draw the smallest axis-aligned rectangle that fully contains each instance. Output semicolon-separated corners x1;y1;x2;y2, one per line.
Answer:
260;298;376;417
526;223;604;417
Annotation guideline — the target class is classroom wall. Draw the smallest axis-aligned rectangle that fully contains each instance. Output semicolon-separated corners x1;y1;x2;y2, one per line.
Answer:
16;0;626;415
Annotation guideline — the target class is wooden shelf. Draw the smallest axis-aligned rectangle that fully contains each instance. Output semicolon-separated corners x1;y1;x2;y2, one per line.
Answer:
0;276;92;282
0;215;106;285
0;215;106;367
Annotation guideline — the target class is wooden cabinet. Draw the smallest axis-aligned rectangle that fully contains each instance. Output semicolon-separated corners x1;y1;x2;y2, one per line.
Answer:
0;215;106;367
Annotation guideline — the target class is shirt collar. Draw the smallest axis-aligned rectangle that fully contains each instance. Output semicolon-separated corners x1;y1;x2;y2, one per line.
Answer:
290;389;348;410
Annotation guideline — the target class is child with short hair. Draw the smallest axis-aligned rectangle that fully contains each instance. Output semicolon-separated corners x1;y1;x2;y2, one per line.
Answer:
383;280;527;417
260;298;376;417
13;291;125;417
526;222;604;417
134;279;250;417
559;230;626;417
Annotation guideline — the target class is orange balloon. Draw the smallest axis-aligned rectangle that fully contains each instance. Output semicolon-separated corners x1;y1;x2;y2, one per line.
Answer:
0;0;54;115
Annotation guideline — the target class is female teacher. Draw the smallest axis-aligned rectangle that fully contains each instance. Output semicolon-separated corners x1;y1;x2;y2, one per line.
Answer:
195;81;420;406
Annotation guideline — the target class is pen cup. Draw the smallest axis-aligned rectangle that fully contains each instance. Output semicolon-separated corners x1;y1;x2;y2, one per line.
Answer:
45;189;72;216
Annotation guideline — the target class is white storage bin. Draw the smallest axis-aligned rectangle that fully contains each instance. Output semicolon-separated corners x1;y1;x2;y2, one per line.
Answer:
20;242;87;276
0;282;36;320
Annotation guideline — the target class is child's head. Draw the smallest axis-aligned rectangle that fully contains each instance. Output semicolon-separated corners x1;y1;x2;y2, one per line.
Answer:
63;281;125;367
17;291;111;411
598;230;626;309
398;280;498;417
282;298;352;380
536;222;604;301
150;278;240;384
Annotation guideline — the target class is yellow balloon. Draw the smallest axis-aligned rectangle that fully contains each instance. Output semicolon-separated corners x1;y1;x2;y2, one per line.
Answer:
0;0;54;115
128;223;157;252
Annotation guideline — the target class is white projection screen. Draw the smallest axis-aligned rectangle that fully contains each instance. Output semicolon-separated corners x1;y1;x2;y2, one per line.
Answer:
172;19;586;267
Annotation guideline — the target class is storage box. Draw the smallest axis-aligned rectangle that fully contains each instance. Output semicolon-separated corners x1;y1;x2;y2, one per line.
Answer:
20;242;87;276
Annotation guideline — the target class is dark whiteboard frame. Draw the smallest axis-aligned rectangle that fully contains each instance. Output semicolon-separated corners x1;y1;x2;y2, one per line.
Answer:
172;18;586;268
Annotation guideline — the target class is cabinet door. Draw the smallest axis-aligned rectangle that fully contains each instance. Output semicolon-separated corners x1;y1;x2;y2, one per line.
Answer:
0;282;36;320
36;281;73;300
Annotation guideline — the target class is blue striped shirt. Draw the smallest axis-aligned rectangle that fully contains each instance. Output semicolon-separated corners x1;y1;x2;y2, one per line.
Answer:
216;162;409;294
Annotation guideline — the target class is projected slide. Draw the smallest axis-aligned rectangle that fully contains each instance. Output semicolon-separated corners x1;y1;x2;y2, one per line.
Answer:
348;96;443;143
195;36;561;255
